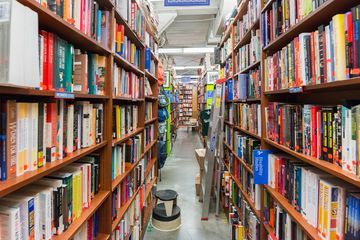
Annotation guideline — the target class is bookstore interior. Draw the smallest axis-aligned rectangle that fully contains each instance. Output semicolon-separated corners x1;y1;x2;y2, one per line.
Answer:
1;0;360;239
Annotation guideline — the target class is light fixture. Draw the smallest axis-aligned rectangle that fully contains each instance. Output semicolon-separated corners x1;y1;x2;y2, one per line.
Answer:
183;47;214;54
158;48;183;54
175;75;200;79
173;66;204;70
159;47;215;54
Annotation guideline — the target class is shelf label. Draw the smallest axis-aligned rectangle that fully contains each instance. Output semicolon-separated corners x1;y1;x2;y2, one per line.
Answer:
253;150;271;184
55;92;75;99
289;86;303;93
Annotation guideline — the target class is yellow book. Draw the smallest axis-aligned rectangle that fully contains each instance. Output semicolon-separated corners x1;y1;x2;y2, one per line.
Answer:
116;30;121;53
92;108;96;145
318;180;324;234
323;181;330;238
29;103;38;171
16;103;29;175
333;14;346;80
115;106;121;138
237;225;244;240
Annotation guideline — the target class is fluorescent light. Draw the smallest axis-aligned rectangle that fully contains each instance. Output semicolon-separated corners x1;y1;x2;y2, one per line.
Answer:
158;48;183;54
175;75;200;79
173;66;185;70
183;47;214;54
173;66;204;70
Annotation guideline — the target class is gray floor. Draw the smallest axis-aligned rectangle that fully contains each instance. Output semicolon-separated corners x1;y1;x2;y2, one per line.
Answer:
144;128;230;240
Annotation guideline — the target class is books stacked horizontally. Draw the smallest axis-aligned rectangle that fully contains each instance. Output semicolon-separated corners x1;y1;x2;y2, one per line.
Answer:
114;23;141;67
233;103;261;136
112;105;139;139
113;64;142;98
0;100;103;180
264;7;360;91
265;103;360;176
0;156;100;239
267;153;360;239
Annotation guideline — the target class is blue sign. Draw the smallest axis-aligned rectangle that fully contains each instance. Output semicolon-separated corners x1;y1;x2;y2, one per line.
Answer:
165;0;210;7
253;150;271;184
55;92;74;99
207;90;213;99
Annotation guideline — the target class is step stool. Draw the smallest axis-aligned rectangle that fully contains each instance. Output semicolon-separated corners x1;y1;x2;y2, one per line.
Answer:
152;189;181;231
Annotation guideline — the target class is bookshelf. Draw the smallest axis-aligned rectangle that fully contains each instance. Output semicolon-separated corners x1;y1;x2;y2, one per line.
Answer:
220;0;360;239
0;0;158;239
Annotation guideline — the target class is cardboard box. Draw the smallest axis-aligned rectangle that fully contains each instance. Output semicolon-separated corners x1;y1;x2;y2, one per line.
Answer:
195;174;200;196
195;148;206;170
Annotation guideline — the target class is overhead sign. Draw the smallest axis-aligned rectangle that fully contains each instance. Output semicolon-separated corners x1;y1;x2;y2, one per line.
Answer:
253;150;271;184
181;76;192;83
165;0;210;7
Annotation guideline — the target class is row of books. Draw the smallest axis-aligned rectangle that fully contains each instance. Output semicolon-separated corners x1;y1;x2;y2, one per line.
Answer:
144;125;154;147
0;156;100;239
145;32;158;55
113;63;142;98
265;102;360;176
145;102;153;121
262;0;329;46
233;0;260;44
233;103;261;136
233;69;261;100
223;59;233;80
267;153;360;239
229;206;246;240
114;0;145;41
236;29;260;72
112;105;139;140
233;132;261;168
37;0;110;48
73;211;99;240
114;23;141;67
221;38;232;63
111;134;141;181
264;8;360;91
0;100;103;180
145;78;153;97
145;48;156;75
263;190;308;240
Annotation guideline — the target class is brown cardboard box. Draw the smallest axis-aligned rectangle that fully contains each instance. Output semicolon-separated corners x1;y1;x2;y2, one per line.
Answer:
195;148;206;170
195;174;200;196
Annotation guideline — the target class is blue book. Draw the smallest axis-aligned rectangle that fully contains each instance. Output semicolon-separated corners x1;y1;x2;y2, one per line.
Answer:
145;48;151;70
227;79;233;101
0;110;5;181
238;74;248;100
97;10;102;42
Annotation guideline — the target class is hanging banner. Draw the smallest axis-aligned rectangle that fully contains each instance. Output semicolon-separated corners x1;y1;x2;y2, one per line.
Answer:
165;0;210;7
253;150;271;184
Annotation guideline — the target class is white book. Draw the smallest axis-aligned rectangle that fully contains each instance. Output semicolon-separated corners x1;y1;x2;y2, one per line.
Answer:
66;104;74;154
0;205;21;240
325;25;332;82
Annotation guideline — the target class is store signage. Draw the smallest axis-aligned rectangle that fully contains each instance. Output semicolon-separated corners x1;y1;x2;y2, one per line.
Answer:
253;150;271;184
165;0;210;7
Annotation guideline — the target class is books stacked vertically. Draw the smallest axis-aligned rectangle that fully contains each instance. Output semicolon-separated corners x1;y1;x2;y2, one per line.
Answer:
145;31;158;55
234;0;260;44
225;125;233;147
266;153;360;239
264;7;360;91
144;124;154;147
112;104;139;139
145;78;153;96
145;102;153;121
236;29;260;72
73;211;99;240
233;132;260;168
145;48;156;75
0;100;103;180
265;102;360;176
113;64;142;98
262;0;329;47
114;23;141;67
0;156;100;239
229;206;245;240
233;103;261;136
233;69;261;101
0;0;39;88
221;38;233;63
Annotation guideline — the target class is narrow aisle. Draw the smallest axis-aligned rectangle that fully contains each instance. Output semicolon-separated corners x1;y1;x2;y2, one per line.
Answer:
144;128;229;240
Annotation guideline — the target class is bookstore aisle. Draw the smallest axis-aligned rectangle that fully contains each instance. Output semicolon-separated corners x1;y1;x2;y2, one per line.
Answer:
144;128;229;240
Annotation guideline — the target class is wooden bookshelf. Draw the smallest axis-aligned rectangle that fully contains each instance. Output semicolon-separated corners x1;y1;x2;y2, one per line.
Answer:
220;0;360;239
112;127;145;146
145;70;158;83
145;117;157;125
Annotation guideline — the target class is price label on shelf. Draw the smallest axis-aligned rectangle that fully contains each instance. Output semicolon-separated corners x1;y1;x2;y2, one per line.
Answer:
55;92;75;99
289;86;304;93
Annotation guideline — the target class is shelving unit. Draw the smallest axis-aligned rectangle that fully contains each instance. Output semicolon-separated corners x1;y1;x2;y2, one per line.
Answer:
219;0;360;239
0;0;158;239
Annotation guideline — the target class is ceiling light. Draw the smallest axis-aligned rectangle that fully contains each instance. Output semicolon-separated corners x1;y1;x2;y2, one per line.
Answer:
158;48;183;54
175;75;200;79
173;66;204;70
183;47;214;54
159;47;215;55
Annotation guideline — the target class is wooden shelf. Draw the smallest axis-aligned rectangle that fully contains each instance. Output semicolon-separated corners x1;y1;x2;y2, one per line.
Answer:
113;96;144;102
145;70;158;83
145;177;157;200
18;0;110;55
113;53;144;76
0;141;107;198
224;141;253;174
234;19;259;51
144;158;157;178
221;52;232;66
265;138;360;187
263;0;358;54
140;197;156;239
112;156;143;191
112;128;144;146
230;97;261;103
145;95;157;101
143;140;157;156
264;186;321;240
234;61;261;76
233;126;261;140
150;50;159;63
145;117;157;125
53;191;110;240
96;233;110;240
261;0;275;13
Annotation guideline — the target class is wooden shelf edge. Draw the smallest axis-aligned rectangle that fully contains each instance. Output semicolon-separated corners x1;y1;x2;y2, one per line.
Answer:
145;70;158;83
0;141;108;197
113;53;144;76
233;126;261;140
111;157;143;191
235;61;261;75
145;117;157;125
145;96;157;101
140;197;156;239
113;96;144;102
264;186;321;240
224;141;253;174
264;139;360;187
234;19;259;51
96;233;110;240
53;191;110;240
112;128;144;146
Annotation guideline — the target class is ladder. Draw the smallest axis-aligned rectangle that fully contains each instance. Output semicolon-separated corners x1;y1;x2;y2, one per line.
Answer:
201;79;226;220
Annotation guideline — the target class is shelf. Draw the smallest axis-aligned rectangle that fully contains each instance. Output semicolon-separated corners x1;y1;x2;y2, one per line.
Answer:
53;191;110;240
234;19;259;51
221;52;232;66
224;141;253;174
232;97;261;103
263;0;358;54
143;140;157;157
113;53;144;76
19;0;110;54
96;233;110;240
150;50;159;63
234;61;261;76
140;197;156;239
233;126;261;140
265;138;360;188
112;128;144;146
145;177;157;200
264;186;321;240
0;141;107;198
145;70;158;83
113;96;144;102
144;158;157;178
145;117;157;125
145;95;157;101
261;0;275;13
233;0;250;22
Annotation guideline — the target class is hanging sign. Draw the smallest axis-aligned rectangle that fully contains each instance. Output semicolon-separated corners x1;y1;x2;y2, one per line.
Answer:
253;150;271;184
165;0;210;7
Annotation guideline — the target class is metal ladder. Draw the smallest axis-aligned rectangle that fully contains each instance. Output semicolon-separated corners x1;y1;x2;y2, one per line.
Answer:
201;80;225;220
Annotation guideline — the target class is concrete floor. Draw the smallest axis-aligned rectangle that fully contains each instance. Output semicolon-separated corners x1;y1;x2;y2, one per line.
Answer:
144;128;230;240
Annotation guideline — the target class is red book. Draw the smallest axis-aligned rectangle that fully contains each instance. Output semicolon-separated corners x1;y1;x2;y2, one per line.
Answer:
46;103;57;162
279;107;283;145
310;32;316;85
80;0;85;33
346;12;353;78
41;31;48;90
294;37;300;86
311;106;320;158
322;28;327;83
47;33;54;91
